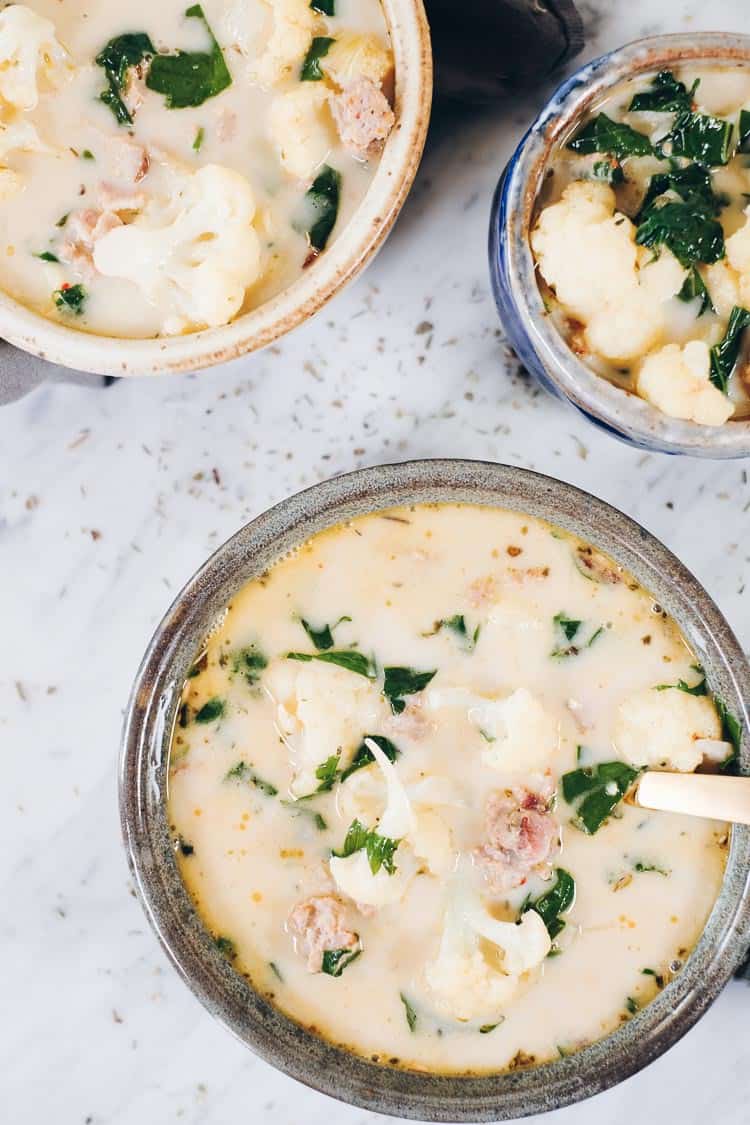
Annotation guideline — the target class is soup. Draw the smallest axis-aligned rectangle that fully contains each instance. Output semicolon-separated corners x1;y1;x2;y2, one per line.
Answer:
531;64;750;426
167;504;733;1073
0;0;394;337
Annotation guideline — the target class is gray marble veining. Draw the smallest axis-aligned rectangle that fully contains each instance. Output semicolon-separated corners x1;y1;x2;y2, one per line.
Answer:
3;1;750;1123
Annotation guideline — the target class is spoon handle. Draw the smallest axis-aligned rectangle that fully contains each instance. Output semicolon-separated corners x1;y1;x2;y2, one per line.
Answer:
634;771;750;825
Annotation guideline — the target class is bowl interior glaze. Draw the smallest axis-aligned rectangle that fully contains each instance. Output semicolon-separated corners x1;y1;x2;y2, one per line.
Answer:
120;459;750;1121
492;33;750;458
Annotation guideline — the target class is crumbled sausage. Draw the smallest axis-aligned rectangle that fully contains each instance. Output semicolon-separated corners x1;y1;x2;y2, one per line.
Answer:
59;208;122;278
287;894;359;972
329;75;394;157
474;788;558;891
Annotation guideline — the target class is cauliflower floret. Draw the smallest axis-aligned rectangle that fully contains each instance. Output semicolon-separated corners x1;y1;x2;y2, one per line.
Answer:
265;661;386;798
424;879;551;1021
268;84;334;181
703;259;741;319
637;340;734;426
0;119;51;160
248;0;316;87
724;211;750;308
0;5;69;112
425;686;560;775
92;164;262;335
320;33;393;89
614;685;723;771
692;71;750;116
531;181;685;364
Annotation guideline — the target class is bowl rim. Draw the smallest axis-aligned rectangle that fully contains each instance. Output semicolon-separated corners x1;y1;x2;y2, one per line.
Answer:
493;31;750;458
0;0;432;377
120;458;750;1121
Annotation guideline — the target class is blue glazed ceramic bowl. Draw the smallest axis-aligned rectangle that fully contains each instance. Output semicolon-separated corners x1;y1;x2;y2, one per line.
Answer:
489;33;750;458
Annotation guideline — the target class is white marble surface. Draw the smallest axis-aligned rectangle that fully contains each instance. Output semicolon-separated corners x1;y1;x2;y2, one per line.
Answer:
3;1;750;1122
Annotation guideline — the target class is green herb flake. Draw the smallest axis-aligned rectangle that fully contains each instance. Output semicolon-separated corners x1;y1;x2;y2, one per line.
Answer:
333;818;401;875
177;837;194;856
81;149;95;160
625;996;639;1016
215;935;237;960
224;760;278;796
550;613;603;659
654;671;707;696
314;753;341;792
715;695;743;773
641;967;665;988
311;0;335;13
629;70;697;114
340;735;400;782
425;614;480;651
400;992;417;1032
303;164;341;253
321;947;360;976
633;860;671;876
281;800;327;830
95;32;155;125
35;250;60;263
382;665;436;714
709;306;750;393
592;158;624;185
56;212;70;228
522;868;575;942
479;1021;502;1034
193;125;205;151
194;696;226;724
301;36;335;81
567;113;654;160
269;960;284;981
146;5;232;109
53;283;87;316
676;266;714;316
230;644;268;686
739;108;750;154
286;648;375;678
299;614;352;651
561;761;640;835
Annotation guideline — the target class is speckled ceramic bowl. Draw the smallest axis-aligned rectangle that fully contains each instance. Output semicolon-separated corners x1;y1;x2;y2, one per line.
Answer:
120;459;750;1121
489;33;750;458
0;0;431;378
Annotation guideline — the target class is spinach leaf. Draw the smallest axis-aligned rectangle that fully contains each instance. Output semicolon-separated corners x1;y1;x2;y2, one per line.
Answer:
230;645;267;686
224;760;278;796
425;614;480;651
522;868;575;941
561;761;640;834
340;735;400;782
304;164;341;253
638;163;720;217
676;266;714;315
400;992;417;1031
709;306;750;393
299;615;351;651
95;32;155;125
321;947;360;976
311;0;335;13
286;649;376;678
715;695;743;773
314;753;341;792
739;108;750;154
628;69;697;113
550;613;603;659
633;860;670;875
660;110;734;167
281;800;327;830
654;669;707;695
567;113;654;159
194;696;226;723
301;36;335;81
382;666;436;714
53;283;87;315
215;935;237;959
146;5;232;109
635;164;726;269
333;818;401;875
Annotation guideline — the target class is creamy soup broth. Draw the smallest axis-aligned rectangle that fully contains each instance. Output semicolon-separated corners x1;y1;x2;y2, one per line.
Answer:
532;64;750;426
0;0;394;336
167;504;730;1073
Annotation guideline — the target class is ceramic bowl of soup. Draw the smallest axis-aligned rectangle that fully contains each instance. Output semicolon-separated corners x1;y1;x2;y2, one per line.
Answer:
120;458;750;1121
489;33;750;457
0;0;431;375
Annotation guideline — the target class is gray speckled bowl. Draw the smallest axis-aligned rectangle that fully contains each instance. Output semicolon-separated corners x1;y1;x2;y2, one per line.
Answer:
120;459;750;1121
489;33;750;458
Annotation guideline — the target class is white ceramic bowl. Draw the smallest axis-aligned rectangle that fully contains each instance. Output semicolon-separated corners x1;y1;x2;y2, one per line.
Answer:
0;0;432;377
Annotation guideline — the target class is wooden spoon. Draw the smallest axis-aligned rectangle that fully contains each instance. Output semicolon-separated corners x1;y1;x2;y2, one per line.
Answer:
631;771;750;825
